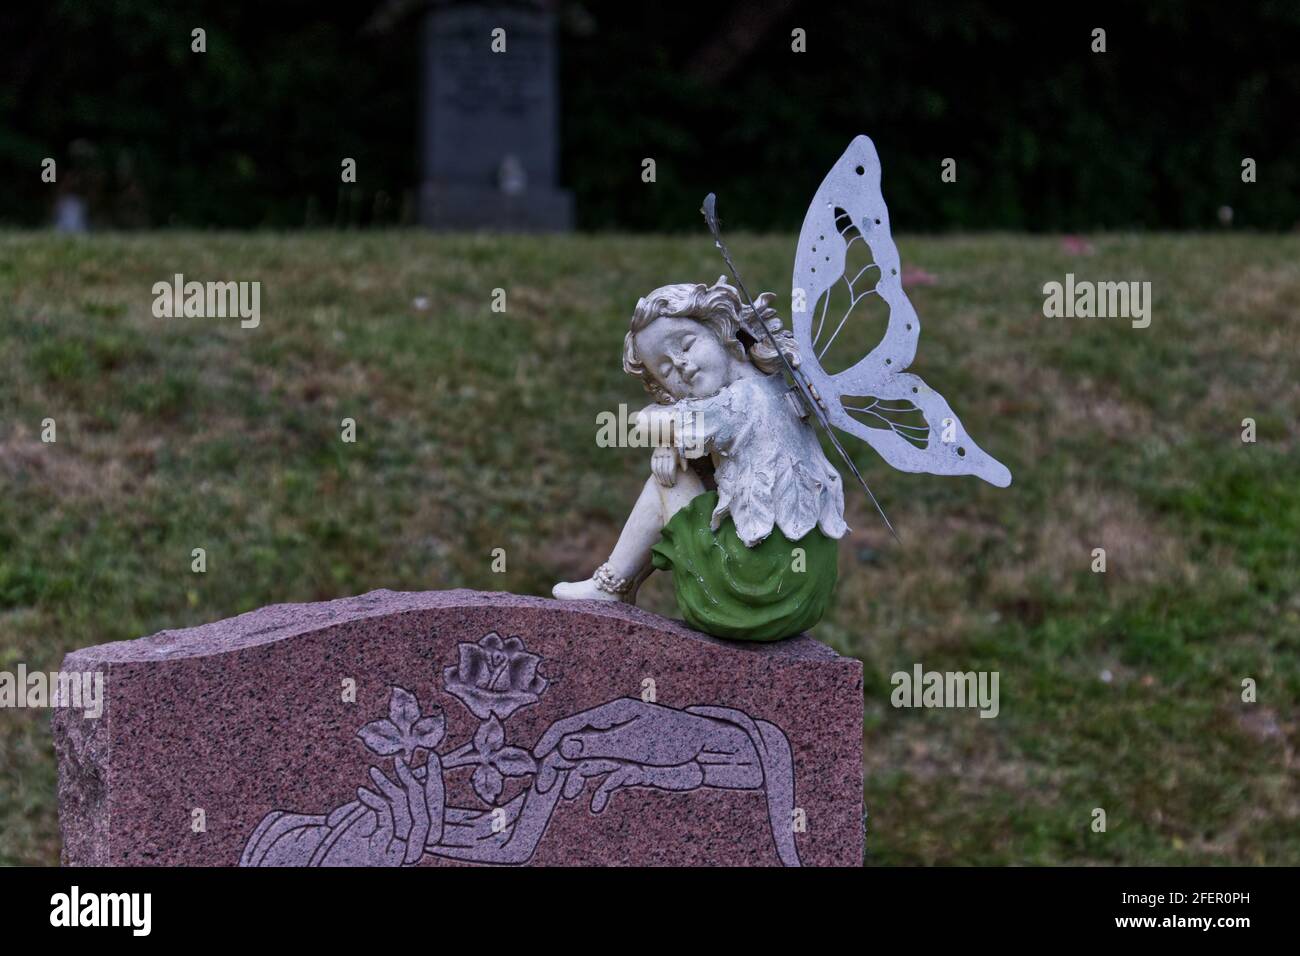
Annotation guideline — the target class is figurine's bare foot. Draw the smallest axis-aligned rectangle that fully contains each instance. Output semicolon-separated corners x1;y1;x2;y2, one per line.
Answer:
552;578;623;603
552;563;640;604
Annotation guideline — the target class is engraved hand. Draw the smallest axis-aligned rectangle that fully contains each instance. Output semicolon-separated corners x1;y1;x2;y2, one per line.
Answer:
531;699;762;812
355;755;444;865
584;763;704;813
355;770;408;866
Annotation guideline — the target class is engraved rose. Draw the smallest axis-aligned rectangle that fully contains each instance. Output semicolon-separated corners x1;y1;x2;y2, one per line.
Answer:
442;631;548;722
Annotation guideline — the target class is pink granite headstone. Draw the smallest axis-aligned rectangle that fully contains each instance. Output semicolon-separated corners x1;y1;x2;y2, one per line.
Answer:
52;590;863;866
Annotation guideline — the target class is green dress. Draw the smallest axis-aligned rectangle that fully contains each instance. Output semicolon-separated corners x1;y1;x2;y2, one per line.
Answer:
651;490;839;642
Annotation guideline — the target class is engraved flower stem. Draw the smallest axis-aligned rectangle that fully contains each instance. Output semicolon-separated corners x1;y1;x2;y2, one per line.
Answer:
439;741;478;769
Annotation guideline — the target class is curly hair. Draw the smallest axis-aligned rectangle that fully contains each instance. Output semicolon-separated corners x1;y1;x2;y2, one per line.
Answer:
622;275;800;404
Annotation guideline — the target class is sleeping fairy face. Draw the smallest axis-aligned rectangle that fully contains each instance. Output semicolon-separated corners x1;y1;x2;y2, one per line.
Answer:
633;315;738;401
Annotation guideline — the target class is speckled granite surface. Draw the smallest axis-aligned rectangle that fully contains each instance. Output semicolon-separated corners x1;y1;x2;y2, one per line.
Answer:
53;589;863;866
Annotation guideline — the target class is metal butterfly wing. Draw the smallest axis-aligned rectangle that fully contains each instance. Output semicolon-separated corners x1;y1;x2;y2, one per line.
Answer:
790;135;1011;488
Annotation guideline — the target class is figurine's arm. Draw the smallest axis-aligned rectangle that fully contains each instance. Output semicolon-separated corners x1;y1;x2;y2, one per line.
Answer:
636;404;711;458
643;404;682;488
637;404;703;488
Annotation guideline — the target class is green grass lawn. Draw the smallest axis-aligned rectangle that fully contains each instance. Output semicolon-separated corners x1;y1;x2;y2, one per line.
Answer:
1;230;1296;865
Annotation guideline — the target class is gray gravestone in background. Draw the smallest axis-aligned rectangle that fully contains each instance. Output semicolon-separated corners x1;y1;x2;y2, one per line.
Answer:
420;1;574;231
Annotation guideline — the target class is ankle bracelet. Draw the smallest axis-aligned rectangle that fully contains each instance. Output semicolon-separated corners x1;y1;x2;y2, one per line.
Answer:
593;563;633;595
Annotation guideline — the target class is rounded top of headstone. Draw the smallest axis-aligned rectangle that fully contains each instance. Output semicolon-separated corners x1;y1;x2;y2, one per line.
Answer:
61;589;843;667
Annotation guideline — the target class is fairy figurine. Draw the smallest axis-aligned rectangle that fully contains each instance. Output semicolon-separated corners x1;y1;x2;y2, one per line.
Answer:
554;136;1011;641
553;277;847;640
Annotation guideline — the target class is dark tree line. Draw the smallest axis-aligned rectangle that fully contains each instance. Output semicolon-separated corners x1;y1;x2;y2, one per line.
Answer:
1;0;1296;231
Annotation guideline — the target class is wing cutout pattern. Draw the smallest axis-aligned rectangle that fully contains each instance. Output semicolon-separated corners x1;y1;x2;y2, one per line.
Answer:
790;135;1011;487
809;207;890;376
841;396;930;449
